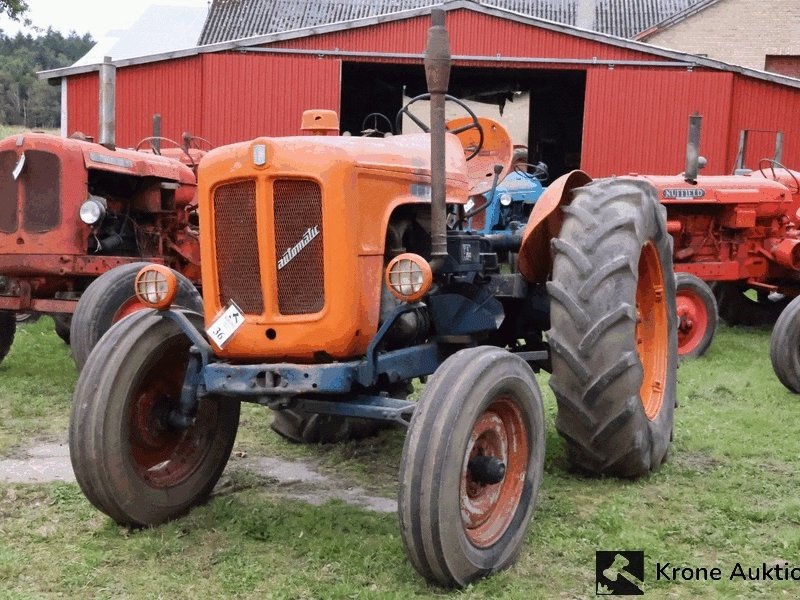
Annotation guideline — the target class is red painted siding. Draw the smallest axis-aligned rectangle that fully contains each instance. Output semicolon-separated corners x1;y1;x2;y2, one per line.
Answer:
62;7;800;177
66;73;99;139
201;53;340;143
115;57;203;147
582;69;735;176
274;10;662;63
727;76;800;172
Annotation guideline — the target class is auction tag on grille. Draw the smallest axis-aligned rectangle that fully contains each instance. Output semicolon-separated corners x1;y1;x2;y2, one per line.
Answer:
207;301;244;348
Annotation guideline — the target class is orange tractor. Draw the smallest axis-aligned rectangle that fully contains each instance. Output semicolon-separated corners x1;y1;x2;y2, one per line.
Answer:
0;58;207;368
68;10;677;587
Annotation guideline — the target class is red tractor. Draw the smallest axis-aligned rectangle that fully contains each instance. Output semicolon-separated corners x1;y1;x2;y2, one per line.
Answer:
68;11;678;588
0;59;206;368
632;116;800;358
771;295;800;393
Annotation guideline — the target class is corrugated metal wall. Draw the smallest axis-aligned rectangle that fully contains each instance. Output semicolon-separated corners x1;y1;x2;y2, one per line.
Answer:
66;73;98;138
116;57;203;145
63;8;800;175
581;69;735;176
201;54;340;141
66;55;340;147
728;77;800;174
273;11;663;63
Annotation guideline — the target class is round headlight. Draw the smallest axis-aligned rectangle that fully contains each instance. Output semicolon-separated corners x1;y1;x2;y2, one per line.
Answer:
79;196;107;225
134;265;178;310
499;192;513;207
384;253;433;302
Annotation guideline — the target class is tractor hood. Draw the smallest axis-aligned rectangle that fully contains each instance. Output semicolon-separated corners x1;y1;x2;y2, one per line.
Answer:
0;132;195;185
639;174;790;206
200;132;471;191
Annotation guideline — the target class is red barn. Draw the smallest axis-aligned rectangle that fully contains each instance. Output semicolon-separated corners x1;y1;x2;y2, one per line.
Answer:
41;0;800;180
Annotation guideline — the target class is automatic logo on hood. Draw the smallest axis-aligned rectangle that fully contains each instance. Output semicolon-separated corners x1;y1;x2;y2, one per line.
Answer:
277;226;320;270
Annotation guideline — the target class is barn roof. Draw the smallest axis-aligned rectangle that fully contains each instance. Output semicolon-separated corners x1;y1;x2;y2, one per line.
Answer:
74;5;209;66
635;0;721;40
39;0;800;91
198;0;715;43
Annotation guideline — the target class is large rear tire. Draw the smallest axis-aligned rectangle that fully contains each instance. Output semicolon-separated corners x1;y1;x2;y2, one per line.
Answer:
270;408;385;444
398;347;545;587
52;314;71;344
69;310;239;526
15;311;40;324
548;178;677;478
770;295;800;393
675;272;717;359
270;382;409;444
0;311;15;364
714;282;787;326
70;262;202;371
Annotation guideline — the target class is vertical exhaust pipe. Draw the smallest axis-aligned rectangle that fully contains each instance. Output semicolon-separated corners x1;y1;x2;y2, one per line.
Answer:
98;56;116;149
425;8;451;268
775;131;784;164
152;113;161;153
684;112;702;183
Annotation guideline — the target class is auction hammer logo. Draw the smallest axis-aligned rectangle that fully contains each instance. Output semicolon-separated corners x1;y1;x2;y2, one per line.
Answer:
596;551;645;595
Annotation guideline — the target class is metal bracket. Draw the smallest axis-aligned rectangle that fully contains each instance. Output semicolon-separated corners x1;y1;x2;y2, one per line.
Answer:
359;302;424;385
164;309;213;368
292;394;416;426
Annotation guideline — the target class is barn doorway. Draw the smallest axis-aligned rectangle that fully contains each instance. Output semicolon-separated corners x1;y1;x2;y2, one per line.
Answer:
340;62;586;181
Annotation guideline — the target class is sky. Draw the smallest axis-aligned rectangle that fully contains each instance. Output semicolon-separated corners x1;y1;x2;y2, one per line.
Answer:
0;0;210;39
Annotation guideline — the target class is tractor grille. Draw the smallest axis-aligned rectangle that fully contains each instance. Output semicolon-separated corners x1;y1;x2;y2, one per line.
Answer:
274;179;324;315
0;151;17;233
22;151;61;232
213;179;264;314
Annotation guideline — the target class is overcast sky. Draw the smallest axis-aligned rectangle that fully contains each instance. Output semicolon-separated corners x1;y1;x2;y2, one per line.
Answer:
0;0;210;39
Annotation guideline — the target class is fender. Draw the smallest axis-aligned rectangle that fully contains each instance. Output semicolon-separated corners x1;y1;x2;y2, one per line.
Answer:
517;170;592;283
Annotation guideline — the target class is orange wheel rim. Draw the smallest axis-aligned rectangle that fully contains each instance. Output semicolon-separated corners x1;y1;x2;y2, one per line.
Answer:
113;296;148;323
676;288;709;356
636;242;668;420
460;397;528;548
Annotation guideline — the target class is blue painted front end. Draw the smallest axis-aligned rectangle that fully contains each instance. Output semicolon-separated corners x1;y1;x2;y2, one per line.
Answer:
164;297;504;424
473;171;545;234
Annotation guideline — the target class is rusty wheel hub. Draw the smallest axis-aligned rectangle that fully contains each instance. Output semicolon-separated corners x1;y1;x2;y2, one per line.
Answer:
460;397;528;548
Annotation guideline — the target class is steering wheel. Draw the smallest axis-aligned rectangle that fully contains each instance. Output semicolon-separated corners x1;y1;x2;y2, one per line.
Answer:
360;112;394;137
513;161;549;182
758;158;800;194
135;136;195;168
183;134;214;151
395;94;484;160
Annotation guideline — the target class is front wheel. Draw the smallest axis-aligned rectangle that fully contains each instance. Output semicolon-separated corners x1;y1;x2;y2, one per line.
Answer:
675;272;717;359
770;296;800;393
548;178;677;478
70;262;203;370
398;347;545;587
69;309;239;526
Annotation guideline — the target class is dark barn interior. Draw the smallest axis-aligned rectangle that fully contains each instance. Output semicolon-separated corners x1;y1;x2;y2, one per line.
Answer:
340;62;586;181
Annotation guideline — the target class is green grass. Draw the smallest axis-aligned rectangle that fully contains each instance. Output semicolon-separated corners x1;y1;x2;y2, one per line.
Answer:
0;317;76;455
1;319;799;597
0;125;59;138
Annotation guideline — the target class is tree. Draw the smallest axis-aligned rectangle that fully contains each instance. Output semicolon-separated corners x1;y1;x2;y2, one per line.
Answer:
0;28;93;127
1;1;29;22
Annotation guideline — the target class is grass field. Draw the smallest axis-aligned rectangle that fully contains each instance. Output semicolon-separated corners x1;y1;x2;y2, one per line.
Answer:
0;318;799;598
0;125;59;138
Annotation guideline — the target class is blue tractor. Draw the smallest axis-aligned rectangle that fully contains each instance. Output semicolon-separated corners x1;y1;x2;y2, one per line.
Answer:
468;160;548;234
